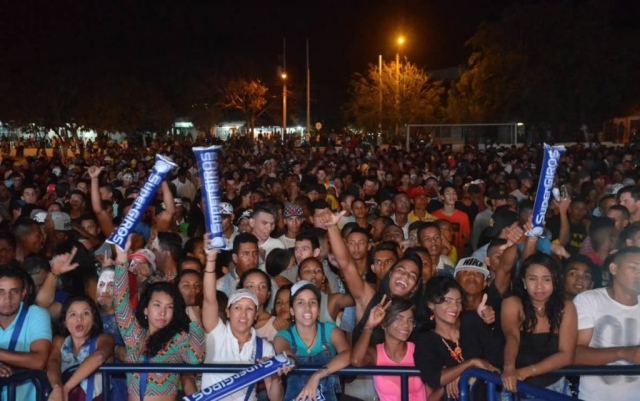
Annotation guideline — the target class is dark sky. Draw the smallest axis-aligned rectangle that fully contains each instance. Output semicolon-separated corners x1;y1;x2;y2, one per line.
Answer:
1;0;516;127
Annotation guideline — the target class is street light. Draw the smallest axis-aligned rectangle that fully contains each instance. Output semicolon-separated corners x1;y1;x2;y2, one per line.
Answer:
281;73;287;142
395;35;405;138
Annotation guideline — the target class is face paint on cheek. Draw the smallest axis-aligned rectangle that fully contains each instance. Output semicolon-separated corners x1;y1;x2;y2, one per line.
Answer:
97;271;115;296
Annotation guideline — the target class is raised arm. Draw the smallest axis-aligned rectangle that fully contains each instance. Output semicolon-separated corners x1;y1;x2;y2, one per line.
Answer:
494;223;523;296
35;248;79;318
88;166;115;237
113;238;144;347
351;296;389;367
155;181;176;232
316;210;370;305
202;236;220;334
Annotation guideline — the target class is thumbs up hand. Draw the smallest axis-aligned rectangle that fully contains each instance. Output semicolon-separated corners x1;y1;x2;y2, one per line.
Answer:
477;293;496;325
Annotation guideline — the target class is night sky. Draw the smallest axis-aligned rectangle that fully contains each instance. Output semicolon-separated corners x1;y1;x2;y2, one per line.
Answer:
1;0;517;127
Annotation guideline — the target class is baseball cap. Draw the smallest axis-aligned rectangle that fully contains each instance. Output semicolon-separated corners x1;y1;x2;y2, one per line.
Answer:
291;280;322;302
234;209;252;226
219;202;233;216
50;212;72;232
454;257;490;279
488;187;508;200
129;249;157;271
284;203;304;218
481;206;518;239
408;187;428;199
227;289;259;308
47;184;56;193
30;209;48;224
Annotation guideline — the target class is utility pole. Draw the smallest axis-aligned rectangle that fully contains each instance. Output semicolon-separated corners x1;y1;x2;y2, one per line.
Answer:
379;55;382;142
307;39;311;141
282;38;287;143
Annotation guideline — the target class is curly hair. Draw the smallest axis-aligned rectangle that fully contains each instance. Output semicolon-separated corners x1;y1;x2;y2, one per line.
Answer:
512;253;565;335
136;282;190;358
59;296;104;340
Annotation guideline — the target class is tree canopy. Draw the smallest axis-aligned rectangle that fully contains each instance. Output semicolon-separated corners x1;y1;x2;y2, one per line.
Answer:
345;60;444;134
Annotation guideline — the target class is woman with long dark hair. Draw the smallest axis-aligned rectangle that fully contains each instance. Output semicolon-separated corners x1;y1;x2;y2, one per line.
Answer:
113;238;205;401
414;276;499;400
351;297;427;401
501;253;577;394
274;281;351;401
47;296;114;401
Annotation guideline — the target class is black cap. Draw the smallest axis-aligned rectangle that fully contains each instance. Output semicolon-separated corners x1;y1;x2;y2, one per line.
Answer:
481;206;519;239
488;187;508;200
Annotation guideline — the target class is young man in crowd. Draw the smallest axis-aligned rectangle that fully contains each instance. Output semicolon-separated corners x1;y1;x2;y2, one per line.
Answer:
574;247;640;401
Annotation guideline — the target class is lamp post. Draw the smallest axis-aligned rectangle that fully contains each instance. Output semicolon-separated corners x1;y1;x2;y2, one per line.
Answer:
395;36;405;139
281;73;287;143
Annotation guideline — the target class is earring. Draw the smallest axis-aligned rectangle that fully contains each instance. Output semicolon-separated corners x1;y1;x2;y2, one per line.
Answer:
429;315;435;321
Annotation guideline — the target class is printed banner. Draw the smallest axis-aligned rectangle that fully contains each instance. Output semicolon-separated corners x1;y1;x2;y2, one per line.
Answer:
183;354;295;401
193;146;227;250
107;155;177;250
528;144;566;237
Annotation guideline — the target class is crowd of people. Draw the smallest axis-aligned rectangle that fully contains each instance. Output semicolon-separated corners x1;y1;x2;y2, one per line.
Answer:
0;134;639;401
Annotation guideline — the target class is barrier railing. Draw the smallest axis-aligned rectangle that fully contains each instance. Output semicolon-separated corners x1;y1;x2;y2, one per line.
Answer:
95;364;421;401
0;369;51;401
459;368;576;401
18;364;640;401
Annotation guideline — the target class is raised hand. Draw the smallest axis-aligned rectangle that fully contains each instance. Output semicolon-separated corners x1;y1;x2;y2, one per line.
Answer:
50;247;79;276
313;209;345;229
203;233;220;262
88;166;104;180
477;294;495;325
366;295;391;329
505;222;524;246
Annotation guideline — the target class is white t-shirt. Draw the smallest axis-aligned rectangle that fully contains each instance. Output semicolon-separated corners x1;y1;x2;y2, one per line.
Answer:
574;288;640;401
259;237;286;263
278;235;295;250
202;321;276;401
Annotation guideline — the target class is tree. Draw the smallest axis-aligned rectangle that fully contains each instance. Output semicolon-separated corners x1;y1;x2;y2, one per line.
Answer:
447;1;640;130
217;78;270;135
344;61;444;139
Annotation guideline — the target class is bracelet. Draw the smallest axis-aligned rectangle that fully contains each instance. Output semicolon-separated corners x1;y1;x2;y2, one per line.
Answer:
363;326;374;332
322;366;330;376
530;364;537;376
204;270;216;274
206;259;216;263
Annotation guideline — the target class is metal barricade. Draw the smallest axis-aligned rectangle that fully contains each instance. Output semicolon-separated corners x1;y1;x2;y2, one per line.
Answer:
94;364;421;401
0;369;52;401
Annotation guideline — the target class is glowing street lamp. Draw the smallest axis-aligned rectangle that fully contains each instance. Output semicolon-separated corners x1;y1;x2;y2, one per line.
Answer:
396;36;405;137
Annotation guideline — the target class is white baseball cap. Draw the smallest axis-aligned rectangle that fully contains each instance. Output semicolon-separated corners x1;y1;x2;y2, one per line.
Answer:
227;289;259;307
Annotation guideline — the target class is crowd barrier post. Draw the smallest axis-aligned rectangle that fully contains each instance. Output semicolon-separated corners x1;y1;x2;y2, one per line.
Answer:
459;368;576;401
0;369;51;401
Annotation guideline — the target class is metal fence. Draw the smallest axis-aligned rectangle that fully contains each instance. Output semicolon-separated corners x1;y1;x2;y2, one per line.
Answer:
7;364;640;401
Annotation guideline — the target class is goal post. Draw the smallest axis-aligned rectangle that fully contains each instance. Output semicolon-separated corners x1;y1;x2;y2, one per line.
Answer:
404;123;524;151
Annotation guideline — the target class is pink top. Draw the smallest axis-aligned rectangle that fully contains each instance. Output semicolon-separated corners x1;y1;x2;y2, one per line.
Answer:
374;342;427;401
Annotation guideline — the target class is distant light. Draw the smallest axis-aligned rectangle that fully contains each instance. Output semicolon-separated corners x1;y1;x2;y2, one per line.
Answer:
397;36;405;45
281;73;287;80
517;122;524;126
175;122;193;128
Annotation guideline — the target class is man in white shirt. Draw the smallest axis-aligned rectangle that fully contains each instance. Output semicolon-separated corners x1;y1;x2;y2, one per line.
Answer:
573;247;640;401
510;170;533;202
220;202;239;250
171;168;196;201
249;204;286;263
278;203;305;249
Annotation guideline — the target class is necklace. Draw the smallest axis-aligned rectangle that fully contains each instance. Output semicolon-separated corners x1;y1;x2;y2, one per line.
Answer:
534;305;545;317
441;336;464;363
302;328;318;353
